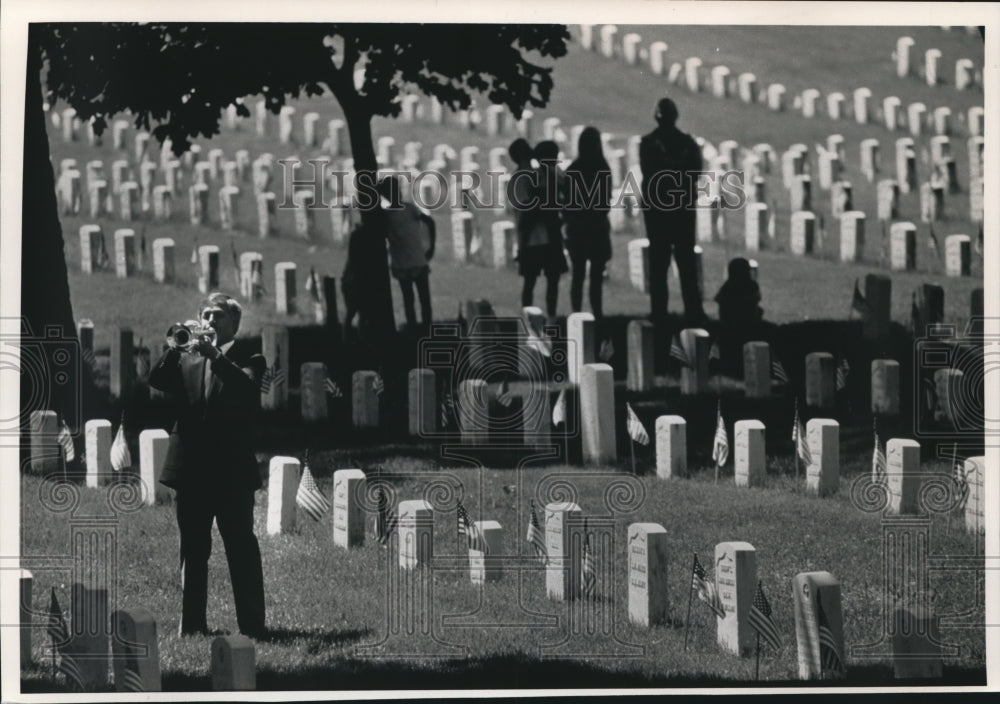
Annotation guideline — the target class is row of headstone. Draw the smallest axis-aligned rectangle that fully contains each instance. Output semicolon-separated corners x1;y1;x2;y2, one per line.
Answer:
18;575;258;691
893;35;980;91
573;25;981;139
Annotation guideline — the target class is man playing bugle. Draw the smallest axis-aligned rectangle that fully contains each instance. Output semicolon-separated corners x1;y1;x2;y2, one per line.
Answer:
148;292;268;638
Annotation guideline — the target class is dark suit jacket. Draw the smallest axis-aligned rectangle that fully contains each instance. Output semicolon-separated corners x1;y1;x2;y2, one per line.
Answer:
148;341;266;492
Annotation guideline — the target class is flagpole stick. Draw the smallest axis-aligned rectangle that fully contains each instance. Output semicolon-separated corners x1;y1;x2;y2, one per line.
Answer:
51;632;56;682
755;632;761;681
683;553;695;651
630;438;636;475
947;441;958;535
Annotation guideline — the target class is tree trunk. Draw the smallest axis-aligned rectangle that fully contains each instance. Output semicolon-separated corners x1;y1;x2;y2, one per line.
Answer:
342;103;396;355
22;33;86;430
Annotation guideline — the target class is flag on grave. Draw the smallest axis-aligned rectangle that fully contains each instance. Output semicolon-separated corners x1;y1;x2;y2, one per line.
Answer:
110;417;131;471
60;651;86;692
670;335;691;367
305;266;322;303
324;377;344;399
749;581;782;650
954;458;970;512
712;404;729;467
817;594;845;677
793;400;812;466
296;464;330;522
376;486;398;546
457;502;488;553
121;665;145;692
835;358;850;391
527;500;546;563
582;521;596;599
47;587;69;645
598;338;615;363
873;430;887;484
260;346;285;394
57;419;75;463
771;359;789;384
230;237;241;289
440;389;455;428
692;553;726;618
496;379;514;408
927;224;942;262
552;388;567;428
626;403;650;445
97;236;111;270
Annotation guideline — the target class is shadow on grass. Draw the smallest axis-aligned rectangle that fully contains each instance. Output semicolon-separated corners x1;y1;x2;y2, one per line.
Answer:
257;626;374;654
21;652;985;693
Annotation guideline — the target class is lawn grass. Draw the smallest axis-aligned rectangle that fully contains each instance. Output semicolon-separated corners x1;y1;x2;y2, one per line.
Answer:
21;23;988;692
19;449;985;690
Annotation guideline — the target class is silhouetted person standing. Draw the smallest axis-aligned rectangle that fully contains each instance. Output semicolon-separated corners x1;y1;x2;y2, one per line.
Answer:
563;126;612;321
509;138;567;323
639;97;706;327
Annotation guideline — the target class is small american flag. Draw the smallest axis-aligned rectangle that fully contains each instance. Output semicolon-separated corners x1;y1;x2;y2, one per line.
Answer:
771;359;789;384
817;595;845;677
872;431;887;484
625;403;649;445
598;338;614;363
551;388;567;428
711;404;729;467
110;417;131;471
581;522;596;599
47;587;69;645
709;342;721;362
295;464;330;522
457;502;488;553
60;652;86;692
324;377;344;398
692;553;725;618
57;419;75;463
792;399;812;465
440;389;455;428
835;358;850;391
376;486;398;546
670;335;690;367
495;379;514;408
526;500;546;563
955;459;970;512
748;581;782;650
121;664;145;692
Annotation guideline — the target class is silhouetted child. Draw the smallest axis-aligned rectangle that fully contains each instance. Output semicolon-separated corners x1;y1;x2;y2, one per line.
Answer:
714;257;763;371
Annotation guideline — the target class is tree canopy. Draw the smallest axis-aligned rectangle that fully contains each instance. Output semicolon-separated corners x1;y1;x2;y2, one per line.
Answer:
38;23;570;153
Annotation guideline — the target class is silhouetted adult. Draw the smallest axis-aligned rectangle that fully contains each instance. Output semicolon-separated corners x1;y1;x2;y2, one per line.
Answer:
639;97;706;327
563;126;612;320
508;138;567;322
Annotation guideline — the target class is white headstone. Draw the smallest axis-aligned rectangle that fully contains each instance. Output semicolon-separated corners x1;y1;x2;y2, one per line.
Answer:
211;635;256;691
85;419;112;488
332;469;366;548
806;419;839;497
398;499;433;570
715;541;757;656
267;456;299;535
734;420;766;487
138;429;169;505
545;502;582;600
628;523;669;627
886;438;921;514
580;363;616;465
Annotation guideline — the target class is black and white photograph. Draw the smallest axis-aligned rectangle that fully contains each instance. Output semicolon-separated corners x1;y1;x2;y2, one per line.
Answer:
1;0;996;697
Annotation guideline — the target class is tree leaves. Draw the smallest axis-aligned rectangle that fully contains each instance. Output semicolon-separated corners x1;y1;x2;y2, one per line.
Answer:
36;22;569;153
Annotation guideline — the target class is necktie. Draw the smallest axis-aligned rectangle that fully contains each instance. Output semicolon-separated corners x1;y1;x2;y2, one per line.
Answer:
203;357;213;401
